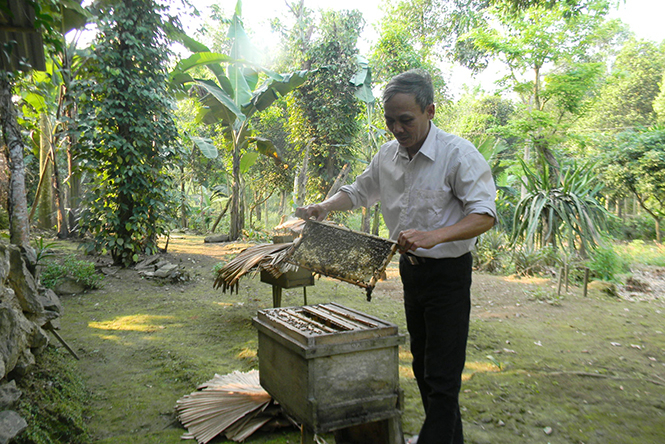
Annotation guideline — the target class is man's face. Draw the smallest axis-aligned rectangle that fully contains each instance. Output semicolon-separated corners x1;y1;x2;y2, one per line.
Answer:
384;92;435;153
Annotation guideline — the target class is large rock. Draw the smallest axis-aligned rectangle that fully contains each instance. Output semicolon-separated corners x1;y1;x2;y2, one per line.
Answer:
52;276;86;296
0;380;21;410
0;239;60;381
0;302;34;380
0;410;28;444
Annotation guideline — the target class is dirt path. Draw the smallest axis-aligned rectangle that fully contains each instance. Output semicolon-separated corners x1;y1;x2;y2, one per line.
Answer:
56;235;665;444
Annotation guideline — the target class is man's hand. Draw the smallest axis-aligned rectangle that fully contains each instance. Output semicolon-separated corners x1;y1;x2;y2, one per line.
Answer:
294;192;354;221
397;229;439;253
294;203;328;221
397;213;495;254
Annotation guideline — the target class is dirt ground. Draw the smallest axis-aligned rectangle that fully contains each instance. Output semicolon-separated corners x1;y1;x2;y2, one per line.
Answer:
52;234;665;444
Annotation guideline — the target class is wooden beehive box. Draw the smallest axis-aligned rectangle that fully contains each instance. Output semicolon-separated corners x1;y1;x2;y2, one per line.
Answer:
252;303;404;433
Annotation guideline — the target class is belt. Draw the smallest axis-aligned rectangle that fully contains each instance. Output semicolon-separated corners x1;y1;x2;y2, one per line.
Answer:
403;253;434;265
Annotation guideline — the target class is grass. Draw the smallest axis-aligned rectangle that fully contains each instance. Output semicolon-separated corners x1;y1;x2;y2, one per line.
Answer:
615;240;665;267
12;235;665;444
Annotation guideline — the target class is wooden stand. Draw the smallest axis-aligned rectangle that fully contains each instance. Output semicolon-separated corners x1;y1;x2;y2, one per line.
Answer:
260;268;314;308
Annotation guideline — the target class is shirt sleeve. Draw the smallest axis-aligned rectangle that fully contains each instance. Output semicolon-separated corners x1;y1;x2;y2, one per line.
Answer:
453;149;498;221
339;152;382;210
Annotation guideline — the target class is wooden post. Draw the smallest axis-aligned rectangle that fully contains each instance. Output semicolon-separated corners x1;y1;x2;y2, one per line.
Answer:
583;268;590;297
557;267;564;296
301;425;315;444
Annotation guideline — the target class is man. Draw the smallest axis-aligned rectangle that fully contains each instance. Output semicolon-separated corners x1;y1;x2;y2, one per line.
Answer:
295;69;496;444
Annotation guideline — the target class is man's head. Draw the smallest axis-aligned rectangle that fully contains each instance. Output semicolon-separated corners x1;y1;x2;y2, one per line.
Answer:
382;69;434;112
382;70;435;154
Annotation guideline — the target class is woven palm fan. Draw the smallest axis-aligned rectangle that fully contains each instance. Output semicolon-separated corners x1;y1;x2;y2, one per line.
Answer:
213;243;297;294
176;370;289;443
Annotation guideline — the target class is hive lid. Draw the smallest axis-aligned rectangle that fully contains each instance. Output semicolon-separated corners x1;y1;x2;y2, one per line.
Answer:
286;220;397;300
255;302;399;348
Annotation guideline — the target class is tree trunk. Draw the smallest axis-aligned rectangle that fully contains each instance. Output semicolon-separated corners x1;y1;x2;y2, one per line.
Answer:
294;140;312;207
656;218;661;243
49;131;69;238
371;203;381;236
230;147;243;239
211;197;232;233
180;164;187;228
360;207;370;233
278;189;287;225
325;162;351;200
38;114;54;229
0;72;30;247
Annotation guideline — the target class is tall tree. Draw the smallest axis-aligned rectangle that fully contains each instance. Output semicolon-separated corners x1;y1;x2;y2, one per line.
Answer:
601;127;665;242
581;39;665;133
1;72;31;247
77;0;181;266
289;9;364;199
463;0;619;174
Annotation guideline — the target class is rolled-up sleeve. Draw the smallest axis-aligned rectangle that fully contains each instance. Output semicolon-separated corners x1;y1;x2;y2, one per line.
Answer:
453;150;497;221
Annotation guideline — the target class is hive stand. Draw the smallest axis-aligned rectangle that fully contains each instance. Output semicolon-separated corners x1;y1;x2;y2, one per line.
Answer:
259;268;314;307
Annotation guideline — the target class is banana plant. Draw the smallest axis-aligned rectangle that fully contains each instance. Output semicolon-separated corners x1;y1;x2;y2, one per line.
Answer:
169;0;312;239
350;55;386;234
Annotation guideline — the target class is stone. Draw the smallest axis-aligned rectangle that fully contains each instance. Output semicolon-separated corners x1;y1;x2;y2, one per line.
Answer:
588;280;618;297
10;348;35;378
53;277;86;296
0;302;32;380
204;234;230;243
154;263;178;278
0;410;28;444
134;255;160;270
0;380;21;410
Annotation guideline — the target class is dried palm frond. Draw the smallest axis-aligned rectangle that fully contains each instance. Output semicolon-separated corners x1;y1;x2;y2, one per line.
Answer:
213;243;295;293
177;370;281;443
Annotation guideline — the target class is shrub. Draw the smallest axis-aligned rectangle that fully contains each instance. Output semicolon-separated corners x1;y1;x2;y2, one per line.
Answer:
586;244;630;283
40;255;103;290
607;214;657;241
512;244;557;277
474;229;509;273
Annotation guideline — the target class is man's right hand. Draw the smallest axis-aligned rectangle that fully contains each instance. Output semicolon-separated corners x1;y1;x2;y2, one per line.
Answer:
294;203;328;221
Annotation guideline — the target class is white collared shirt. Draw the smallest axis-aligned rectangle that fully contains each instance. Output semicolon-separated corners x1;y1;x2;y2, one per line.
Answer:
339;123;497;258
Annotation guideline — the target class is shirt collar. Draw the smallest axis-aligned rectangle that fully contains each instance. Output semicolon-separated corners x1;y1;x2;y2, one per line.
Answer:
392;122;438;162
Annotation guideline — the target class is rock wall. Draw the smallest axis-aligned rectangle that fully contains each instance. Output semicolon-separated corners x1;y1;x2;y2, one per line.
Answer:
0;240;63;443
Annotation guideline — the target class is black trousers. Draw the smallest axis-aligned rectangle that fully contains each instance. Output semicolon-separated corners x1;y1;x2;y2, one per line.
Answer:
400;252;472;444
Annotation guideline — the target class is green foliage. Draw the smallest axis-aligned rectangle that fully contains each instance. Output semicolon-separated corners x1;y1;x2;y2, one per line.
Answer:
606;213;657;241
290;9;364;197
170;0;312;239
614;239;665;267
511;244;556;276
33;237;57;265
601;126;665;240
583;39;665;132
77;0;181;266
40;255;103;290
0;207;9;230
474;228;510;273
15;347;91;444
512;156;609;252
586;243;629;282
